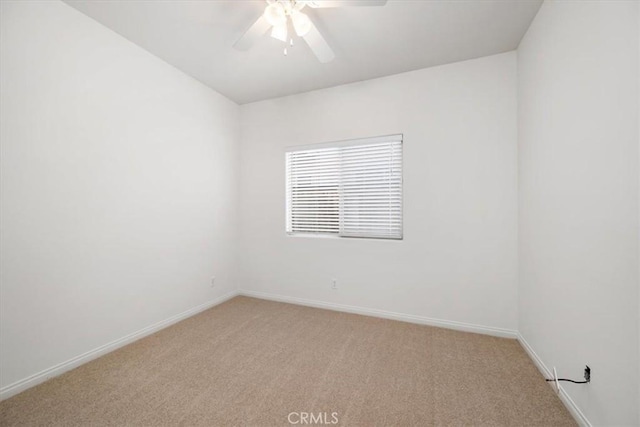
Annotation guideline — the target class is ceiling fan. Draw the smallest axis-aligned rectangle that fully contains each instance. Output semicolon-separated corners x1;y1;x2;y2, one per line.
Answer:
233;0;388;63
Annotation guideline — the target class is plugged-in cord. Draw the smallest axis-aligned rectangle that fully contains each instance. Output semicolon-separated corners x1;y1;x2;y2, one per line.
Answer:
545;378;589;384
546;366;590;385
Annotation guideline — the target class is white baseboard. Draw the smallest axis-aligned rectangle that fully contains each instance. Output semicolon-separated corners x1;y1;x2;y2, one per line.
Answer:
0;291;239;401
239;289;518;339
517;333;592;427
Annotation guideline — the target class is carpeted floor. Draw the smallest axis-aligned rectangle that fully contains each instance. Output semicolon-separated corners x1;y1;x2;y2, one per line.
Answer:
0;296;575;426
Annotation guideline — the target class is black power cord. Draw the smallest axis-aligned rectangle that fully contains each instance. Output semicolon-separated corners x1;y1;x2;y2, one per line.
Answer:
546;365;590;384
546;378;589;384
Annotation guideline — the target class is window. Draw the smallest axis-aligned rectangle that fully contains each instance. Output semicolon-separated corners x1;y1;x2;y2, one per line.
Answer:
286;134;403;240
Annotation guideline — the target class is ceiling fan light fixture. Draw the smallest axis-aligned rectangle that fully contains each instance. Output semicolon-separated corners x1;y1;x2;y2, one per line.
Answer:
264;3;286;27
291;11;312;37
271;23;288;42
236;0;391;62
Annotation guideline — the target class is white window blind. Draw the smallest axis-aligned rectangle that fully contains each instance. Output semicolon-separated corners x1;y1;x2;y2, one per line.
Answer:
286;135;402;240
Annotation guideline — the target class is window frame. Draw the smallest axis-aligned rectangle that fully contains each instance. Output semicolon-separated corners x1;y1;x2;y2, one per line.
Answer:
285;134;403;241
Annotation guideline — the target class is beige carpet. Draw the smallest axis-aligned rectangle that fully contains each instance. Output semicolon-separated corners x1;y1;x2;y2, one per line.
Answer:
0;296;575;426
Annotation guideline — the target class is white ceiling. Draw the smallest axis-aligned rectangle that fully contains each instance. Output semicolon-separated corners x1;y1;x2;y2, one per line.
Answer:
64;0;542;104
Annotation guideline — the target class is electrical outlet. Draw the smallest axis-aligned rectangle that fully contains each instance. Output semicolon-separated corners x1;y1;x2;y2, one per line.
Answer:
210;276;216;287
331;278;337;290
584;366;590;383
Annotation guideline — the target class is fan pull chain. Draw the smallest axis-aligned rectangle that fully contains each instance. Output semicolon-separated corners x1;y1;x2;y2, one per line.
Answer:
284;38;294;56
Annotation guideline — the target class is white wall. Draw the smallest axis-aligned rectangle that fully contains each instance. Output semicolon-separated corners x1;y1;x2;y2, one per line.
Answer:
238;52;518;334
0;1;239;392
518;1;639;425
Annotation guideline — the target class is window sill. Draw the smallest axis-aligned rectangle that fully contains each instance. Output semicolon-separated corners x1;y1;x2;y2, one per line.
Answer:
286;233;403;241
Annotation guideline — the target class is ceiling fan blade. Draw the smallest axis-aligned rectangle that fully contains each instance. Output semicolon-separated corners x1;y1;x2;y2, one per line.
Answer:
302;20;335;63
306;0;387;7
233;15;272;51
